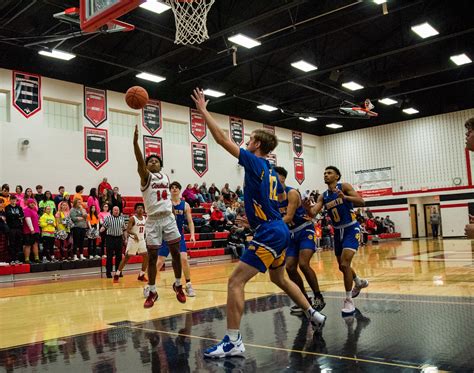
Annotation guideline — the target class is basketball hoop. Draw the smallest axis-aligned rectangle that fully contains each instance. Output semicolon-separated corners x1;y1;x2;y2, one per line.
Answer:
165;0;215;45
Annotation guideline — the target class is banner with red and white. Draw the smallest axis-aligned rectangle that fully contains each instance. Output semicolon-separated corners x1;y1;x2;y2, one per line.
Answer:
292;131;303;157
230;116;244;146
142;100;162;135
143;135;163;163
190;108;207;142
294;157;305;185
191;142;208;177
263;124;275;134
84;127;108;170
84;87;107;127
13;71;41;118
354;167;393;198
267;153;277;167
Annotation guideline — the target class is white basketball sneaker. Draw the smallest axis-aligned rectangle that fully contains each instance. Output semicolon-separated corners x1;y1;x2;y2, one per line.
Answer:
342;298;356;316
185;282;196;297
309;309;327;333
351;279;369;298
204;334;245;358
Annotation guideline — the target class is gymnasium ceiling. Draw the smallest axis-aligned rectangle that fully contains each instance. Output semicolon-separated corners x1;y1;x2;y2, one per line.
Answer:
0;0;473;136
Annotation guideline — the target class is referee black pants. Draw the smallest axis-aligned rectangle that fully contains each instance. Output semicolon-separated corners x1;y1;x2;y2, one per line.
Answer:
106;235;123;275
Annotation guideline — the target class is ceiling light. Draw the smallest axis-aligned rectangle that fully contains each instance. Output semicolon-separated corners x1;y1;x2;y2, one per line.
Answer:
257;104;278;112
38;49;75;61
373;0;387;4
326;123;342;129
299;117;317;122
379;98;398;105
403;107;419;115
136;72;166;83
411;22;439;39
228;34;261;49
291;60;318;72
139;0;171;14
342;81;364;91
450;53;472;66
203;89;225;98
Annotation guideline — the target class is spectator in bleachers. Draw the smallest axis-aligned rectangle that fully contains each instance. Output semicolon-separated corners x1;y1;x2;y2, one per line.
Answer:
74;185;85;206
199;182;211;202
192;183;205;203
21;187;35;209
208;183;220;201
358;218;368;245
111;186;125;214
383;215;395;233
87;188;100;213
235;185;243;201
39;205;57;262
225;202;238;225
221;183;231;203
216;195;226;212
14;185;23;201
0;184;11;212
365;208;374;219
34;185;44;205
98;203;111;257
5;195;24;264
183;184;199;207
210;202;225;231
39;190;56;215
86;205;100;259
310;190;319;200
55;201;71;259
22;198;40;263
99;188;112;210
70;198;88;260
302;189;310;200
236;201;245;217
375;217;383;234
98;177;112;196
54;186;66;208
365;217;377;235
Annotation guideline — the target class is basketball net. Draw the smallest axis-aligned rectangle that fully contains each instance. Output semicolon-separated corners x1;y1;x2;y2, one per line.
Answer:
165;0;215;45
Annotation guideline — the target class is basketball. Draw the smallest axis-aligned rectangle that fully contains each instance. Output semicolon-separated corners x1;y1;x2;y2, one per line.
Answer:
125;86;149;110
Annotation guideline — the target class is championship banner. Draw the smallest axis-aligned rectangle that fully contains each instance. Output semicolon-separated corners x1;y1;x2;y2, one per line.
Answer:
84;87;107;127
143;136;163;163
13;71;41;118
190;108;207;142
292;131;303;157
142;100;162;135
263;124;275;134
230;116;244;146
191;142;208;177
294;157;305;185
84;127;108;170
267;153;277;167
354;167;393;198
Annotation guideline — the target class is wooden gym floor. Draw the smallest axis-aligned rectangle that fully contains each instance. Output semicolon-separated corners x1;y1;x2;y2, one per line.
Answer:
0;239;473;371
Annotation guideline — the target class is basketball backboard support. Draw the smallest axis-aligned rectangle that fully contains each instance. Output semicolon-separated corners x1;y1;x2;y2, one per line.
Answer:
79;0;144;32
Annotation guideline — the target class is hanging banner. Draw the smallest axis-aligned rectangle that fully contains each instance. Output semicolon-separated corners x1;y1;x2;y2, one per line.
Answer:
292;131;303;157
190;108;207;142
294;157;305;185
142;100;162;135
143;136;163;163
191;142;208;177
84;127;108;170
263;124;275;134
84;87;107;127
13;71;41;118
354;167;393;198
267;153;277;167
229;116;244;146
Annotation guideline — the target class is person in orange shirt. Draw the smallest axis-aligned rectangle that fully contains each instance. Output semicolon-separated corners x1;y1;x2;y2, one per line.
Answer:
74;185;87;209
86;205;100;259
0;184;11;214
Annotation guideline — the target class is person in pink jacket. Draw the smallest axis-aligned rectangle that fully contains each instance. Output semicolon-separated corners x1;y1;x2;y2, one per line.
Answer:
22;198;40;263
87;188;100;213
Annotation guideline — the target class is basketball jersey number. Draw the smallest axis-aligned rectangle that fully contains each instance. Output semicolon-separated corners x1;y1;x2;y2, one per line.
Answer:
156;190;168;202
269;176;278;201
139;227;144;233
331;208;341;223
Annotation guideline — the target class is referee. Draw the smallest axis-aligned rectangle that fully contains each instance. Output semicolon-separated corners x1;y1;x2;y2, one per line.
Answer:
101;206;126;278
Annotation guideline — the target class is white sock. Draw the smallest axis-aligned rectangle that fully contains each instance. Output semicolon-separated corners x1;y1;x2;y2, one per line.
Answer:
116;270;121;276
140;271;145;276
354;276;361;286
226;329;240;342
346;291;352;300
175;278;181;286
149;284;156;292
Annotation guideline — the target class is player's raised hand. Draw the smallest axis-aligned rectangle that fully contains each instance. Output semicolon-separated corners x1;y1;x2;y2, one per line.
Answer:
302;197;314;211
191;88;209;114
133;124;139;143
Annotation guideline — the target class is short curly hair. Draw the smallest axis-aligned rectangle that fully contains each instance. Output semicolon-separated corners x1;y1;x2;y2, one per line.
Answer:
465;117;474;131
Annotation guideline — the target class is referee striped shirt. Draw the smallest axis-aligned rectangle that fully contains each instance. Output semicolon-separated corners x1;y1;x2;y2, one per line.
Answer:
103;215;126;236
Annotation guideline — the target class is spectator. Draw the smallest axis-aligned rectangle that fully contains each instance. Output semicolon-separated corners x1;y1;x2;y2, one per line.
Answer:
0;184;11;213
365;208;374;219
39;205;57;262
99;188;112;210
208;183;220;201
98;203;111;257
101;206;126;278
53;186;66;207
236;201;245;217
73;185;85;207
430;208;441;238
22;198;40;263
98;177;112;196
221;183;231;202
5;195;24;264
302;189;310;200
87;188;100;213
14;185;23;201
199;182;211;202
216;195;226;212
34;185;44;205
39;190;56;215
210;202;225;231
55;201;71;260
235;185;243;201
87;205;100;259
358;218;368;245
70;198;88;260
193;183;205;203
21;187;35;209
375;217;383;234
383;215;395;233
366;217;377;235
111;187;125;213
62;192;71;208
225;201;238;225
310;190;319;200
226;226;247;259
182;184;199;207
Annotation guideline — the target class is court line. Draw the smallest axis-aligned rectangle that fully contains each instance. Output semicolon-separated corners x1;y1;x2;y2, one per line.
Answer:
126;325;422;370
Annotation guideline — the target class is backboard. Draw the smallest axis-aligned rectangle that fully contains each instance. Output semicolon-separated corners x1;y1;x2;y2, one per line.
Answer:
79;0;144;32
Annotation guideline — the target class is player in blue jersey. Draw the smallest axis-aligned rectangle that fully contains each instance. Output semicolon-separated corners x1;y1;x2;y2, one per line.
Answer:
191;88;326;359
304;166;369;315
155;181;196;296
274;167;325;314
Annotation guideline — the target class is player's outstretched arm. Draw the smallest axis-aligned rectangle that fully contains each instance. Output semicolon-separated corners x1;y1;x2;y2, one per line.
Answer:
133;124;149;185
341;183;365;206
191;88;240;158
283;189;300;225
